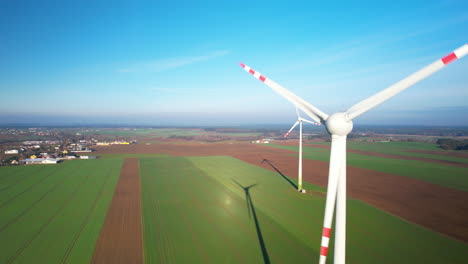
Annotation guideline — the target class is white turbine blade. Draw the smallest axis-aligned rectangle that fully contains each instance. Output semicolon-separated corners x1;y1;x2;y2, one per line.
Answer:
347;44;468;120
319;135;346;264
240;63;329;123
295;105;301;118
284;121;300;138
301;118;321;126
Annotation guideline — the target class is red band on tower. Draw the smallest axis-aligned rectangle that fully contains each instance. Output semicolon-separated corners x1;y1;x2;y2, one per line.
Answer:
441;53;458;65
320;246;328;256
322;227;331;238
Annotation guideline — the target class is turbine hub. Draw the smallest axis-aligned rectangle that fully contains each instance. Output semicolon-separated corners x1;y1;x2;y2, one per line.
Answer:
325;112;353;136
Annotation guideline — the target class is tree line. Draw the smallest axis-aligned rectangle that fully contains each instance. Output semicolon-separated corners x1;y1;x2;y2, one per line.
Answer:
436;139;468;150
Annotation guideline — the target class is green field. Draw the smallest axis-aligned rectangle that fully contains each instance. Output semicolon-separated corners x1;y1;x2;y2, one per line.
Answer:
0;159;122;264
140;156;467;263
270;143;468;191
1;153;467;263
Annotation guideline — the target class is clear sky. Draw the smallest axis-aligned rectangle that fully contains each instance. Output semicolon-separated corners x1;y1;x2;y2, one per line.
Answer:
0;0;467;126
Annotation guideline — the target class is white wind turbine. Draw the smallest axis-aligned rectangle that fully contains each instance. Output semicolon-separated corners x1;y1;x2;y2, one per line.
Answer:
284;106;320;193
239;43;468;264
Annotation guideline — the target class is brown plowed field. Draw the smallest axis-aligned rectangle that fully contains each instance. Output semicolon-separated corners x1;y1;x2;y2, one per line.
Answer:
93;143;468;242
91;158;143;264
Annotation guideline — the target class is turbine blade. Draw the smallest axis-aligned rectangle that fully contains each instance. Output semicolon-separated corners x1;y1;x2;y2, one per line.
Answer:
346;44;468;120
284;121;300;138
301;118;321;126
240;63;329;123
319;135;347;264
295;105;301;118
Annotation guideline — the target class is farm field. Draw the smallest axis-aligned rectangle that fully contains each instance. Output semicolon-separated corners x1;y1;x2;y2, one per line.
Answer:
269;143;468;191
92;141;468;242
77;128;262;138
1;141;467;264
0;159;122;264
308;141;468;163
140;155;467;263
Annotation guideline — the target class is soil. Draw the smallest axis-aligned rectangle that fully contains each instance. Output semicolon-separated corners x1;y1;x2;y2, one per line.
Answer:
93;143;468;242
91;158;143;264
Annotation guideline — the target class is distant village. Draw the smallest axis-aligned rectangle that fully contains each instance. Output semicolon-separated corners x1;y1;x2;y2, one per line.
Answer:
0;128;136;166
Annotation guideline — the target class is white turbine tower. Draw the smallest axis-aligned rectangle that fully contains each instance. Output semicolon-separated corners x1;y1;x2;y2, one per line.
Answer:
284;106;320;193
239;43;468;264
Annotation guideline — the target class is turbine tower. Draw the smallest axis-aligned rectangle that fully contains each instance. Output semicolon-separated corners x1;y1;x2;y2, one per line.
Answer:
239;43;468;264
284;106;320;193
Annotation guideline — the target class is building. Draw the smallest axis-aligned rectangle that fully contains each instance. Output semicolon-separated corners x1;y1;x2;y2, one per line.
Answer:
80;156;97;159
4;149;19;154
21;158;61;165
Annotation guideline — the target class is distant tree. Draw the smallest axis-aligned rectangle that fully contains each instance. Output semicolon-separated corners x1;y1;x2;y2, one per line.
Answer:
436;138;468;150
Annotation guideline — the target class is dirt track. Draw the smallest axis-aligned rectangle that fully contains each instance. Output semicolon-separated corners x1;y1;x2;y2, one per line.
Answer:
91;158;143;264
93;143;468;242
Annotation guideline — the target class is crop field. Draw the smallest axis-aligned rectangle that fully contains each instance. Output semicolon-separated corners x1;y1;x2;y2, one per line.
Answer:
77;128;262;138
140;156;467;264
1;143;467;264
309;141;468;163
270;143;468;191
0;159;122;264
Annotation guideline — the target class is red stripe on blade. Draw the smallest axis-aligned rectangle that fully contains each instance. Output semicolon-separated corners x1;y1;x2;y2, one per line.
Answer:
441;52;458;64
259;75;266;82
249;69;255;74
239;62;246;68
320;246;328;256
322;227;331;238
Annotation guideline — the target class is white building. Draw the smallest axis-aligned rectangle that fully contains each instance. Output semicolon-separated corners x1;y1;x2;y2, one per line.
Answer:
4;149;19;154
80;156;97;159
21;158;61;165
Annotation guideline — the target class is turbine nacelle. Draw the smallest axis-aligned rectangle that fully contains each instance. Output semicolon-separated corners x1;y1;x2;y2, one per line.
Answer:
325;112;353;136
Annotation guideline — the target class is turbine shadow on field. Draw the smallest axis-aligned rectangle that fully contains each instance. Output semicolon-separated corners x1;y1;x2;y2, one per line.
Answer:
260;157;298;190
232;179;270;264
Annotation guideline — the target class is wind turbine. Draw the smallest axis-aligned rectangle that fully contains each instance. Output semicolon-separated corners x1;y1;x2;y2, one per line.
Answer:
239;43;468;264
284;106;320;193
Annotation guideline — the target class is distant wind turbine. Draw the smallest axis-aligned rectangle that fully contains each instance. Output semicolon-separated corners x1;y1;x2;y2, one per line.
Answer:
283;106;320;193
239;43;468;264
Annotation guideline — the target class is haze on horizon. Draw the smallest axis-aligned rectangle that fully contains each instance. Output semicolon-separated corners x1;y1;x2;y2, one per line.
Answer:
1;0;467;127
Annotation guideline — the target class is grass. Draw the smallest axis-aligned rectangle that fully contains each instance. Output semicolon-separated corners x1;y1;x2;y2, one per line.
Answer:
140;156;467;264
269;144;468;191
0;159;122;264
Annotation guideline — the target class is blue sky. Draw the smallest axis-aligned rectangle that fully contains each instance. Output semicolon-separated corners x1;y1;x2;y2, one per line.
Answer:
0;0;467;126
